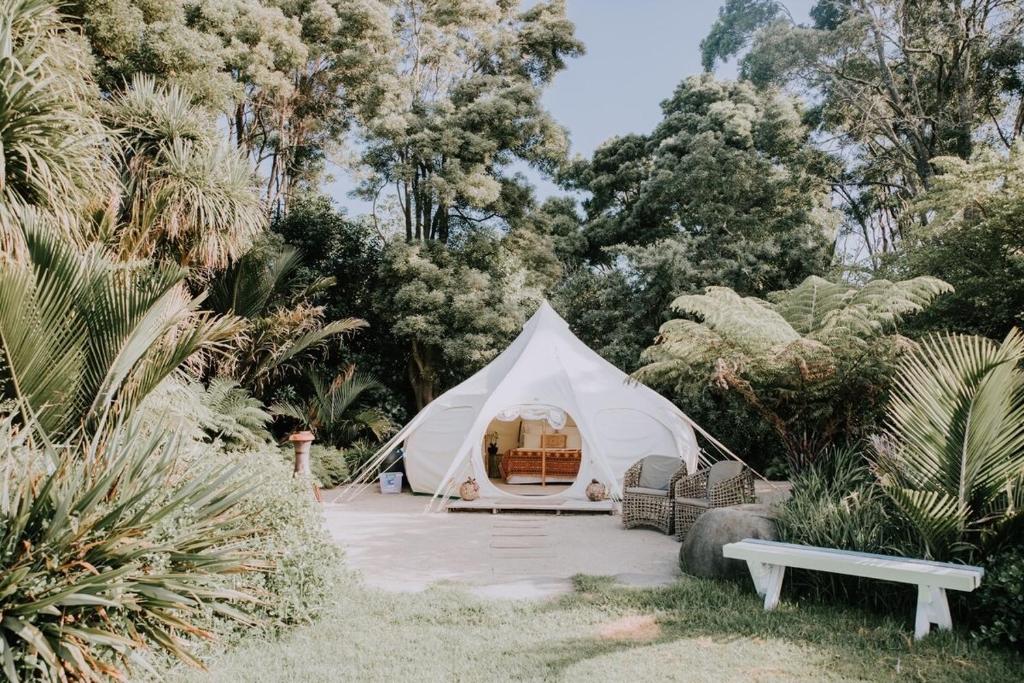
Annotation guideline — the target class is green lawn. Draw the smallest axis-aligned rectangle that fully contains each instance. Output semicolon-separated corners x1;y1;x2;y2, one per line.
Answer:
170;572;1022;682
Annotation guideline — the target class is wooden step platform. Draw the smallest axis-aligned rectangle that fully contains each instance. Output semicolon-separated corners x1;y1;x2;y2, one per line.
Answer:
447;497;616;515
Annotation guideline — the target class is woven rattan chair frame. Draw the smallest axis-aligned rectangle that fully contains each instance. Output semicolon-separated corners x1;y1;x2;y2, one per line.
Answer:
621;460;687;535
673;466;755;541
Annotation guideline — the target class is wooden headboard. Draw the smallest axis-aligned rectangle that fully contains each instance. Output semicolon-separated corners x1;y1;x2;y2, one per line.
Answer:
541;433;567;449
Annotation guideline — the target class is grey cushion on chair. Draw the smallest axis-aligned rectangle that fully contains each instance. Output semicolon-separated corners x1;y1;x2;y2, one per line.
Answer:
707;461;744;494
625;486;669;497
638;455;682;490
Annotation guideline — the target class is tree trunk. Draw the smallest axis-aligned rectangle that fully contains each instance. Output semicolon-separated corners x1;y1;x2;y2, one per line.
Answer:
234;103;245;149
435;204;448;243
402;179;412;242
408;341;436;411
412;169;422;240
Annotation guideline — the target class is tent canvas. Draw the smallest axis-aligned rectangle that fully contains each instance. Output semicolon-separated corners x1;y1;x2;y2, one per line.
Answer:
374;301;704;503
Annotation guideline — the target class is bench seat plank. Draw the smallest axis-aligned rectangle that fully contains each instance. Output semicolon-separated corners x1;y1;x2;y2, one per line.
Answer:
723;539;983;591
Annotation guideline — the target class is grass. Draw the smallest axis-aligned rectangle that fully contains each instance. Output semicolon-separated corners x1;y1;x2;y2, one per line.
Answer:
168;572;1023;682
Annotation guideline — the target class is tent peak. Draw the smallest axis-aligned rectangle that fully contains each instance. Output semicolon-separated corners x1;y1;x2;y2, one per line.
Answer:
525;299;569;330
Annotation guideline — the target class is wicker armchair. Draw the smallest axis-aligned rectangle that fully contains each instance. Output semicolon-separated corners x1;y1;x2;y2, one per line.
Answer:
621;455;687;535
673;461;755;541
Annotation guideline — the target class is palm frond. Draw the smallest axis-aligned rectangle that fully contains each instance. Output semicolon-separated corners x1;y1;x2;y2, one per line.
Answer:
873;329;1024;558
253;317;368;387
0;0;115;250
207;244;305;318
0;212;243;441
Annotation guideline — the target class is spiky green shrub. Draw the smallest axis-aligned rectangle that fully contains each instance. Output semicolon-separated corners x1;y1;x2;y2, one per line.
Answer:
775;445;922;608
0;0;114;248
0;420;258;681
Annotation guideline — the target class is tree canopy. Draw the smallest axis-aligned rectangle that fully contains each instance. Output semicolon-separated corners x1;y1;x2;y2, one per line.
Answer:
701;0;1024;266
567;74;835;296
344;0;583;243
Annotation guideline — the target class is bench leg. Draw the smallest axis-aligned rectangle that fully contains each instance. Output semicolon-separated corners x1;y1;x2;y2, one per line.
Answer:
746;561;785;611
763;565;785;610
914;585;952;640
747;560;769;595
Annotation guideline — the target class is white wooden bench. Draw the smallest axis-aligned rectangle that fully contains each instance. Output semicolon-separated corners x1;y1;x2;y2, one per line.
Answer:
722;539;985;640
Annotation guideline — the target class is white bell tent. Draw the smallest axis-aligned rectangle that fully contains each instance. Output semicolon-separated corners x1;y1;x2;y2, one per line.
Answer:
350;301;727;504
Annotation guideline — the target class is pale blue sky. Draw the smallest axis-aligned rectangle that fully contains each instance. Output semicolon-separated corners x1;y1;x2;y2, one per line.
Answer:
326;0;816;214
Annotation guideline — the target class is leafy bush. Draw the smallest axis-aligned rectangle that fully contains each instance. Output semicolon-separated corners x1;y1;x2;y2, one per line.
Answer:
310;444;350;488
776;445;922;608
342;440;381;480
281;443;351;488
970;546;1024;651
215;448;343;634
0;420;256;681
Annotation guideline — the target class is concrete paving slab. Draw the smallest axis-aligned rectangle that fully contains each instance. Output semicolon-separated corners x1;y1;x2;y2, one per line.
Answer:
321;486;681;600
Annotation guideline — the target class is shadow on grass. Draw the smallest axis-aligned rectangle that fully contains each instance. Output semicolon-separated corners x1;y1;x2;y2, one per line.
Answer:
524;573;1023;683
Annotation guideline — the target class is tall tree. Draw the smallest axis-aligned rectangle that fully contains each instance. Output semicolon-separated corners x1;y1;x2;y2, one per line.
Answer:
702;0;1024;266
905;146;1024;337
567;74;836;296
75;0;367;212
0;0;114;249
341;0;583;243
372;231;540;409
100;76;265;272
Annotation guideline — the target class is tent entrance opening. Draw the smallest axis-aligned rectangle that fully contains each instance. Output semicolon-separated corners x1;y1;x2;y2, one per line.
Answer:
482;411;581;497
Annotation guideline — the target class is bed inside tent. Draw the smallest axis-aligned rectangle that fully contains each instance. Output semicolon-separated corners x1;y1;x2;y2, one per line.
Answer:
483;406;583;496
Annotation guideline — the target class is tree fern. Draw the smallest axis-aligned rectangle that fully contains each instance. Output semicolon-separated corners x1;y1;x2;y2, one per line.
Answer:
637;274;951;469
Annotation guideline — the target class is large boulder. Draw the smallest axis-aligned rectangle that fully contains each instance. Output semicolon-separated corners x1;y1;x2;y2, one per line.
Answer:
679;504;778;579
